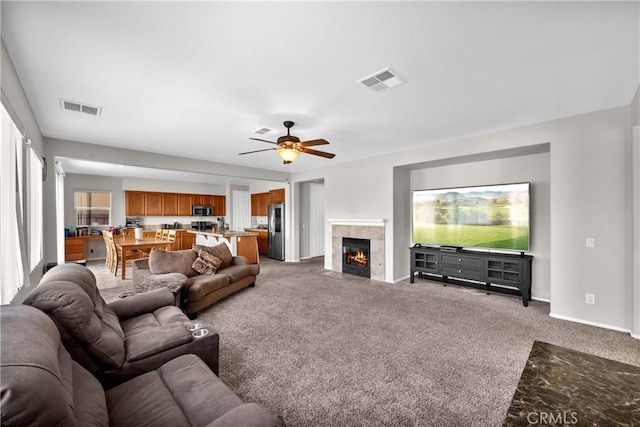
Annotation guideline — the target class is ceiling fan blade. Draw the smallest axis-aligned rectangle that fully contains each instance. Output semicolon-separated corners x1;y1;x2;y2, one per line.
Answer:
298;138;329;147
298;147;336;159
238;148;278;155
249;137;278;145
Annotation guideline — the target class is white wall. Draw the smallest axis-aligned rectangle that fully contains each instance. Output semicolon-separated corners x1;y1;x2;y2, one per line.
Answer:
292;106;634;333
64;174;124;228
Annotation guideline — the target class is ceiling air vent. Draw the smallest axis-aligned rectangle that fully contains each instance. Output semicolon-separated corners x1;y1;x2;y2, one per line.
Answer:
253;127;271;135
60;99;102;116
357;67;406;93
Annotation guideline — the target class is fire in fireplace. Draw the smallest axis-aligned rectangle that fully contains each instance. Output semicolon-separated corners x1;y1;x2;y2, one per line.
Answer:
342;237;371;278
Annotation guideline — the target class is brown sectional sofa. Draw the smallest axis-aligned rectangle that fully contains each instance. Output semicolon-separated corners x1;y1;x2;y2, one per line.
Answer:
132;242;259;318
1;304;285;426
22;263;219;386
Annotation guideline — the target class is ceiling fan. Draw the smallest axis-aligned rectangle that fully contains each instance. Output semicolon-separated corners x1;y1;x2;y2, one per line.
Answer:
239;121;336;164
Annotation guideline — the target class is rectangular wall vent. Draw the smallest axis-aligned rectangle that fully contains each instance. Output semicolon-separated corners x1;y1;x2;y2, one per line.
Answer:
60;99;102;116
357;67;406;93
254;127;271;135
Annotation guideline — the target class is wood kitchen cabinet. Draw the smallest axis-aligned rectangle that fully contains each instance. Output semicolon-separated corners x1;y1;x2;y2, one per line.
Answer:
251;194;259;216
257;230;268;255
251;192;269;216
145;192;163;216
162;193;178;216
180;231;195;250
268;188;285;204
193;194;213;206
125;191;146;216
177;193;192;216
64;237;85;261
213;195;226;216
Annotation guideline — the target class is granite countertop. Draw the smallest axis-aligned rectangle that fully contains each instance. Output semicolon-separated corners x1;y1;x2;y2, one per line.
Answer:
244;228;268;233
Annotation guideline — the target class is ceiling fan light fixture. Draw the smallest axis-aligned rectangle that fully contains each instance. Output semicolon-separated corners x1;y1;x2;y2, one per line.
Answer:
277;147;300;164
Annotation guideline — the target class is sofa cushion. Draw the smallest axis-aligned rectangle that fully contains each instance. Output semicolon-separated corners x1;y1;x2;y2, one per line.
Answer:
106;355;244;427
187;274;231;300
149;248;199;277
192;250;223;275
23;275;127;369
194;242;233;267
217;263;260;283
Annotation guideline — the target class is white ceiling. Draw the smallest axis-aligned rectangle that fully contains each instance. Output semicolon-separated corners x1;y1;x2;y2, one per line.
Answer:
2;1;638;177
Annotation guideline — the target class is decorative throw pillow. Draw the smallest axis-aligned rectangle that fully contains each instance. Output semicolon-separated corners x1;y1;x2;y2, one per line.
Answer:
193;242;233;267
192;250;223;275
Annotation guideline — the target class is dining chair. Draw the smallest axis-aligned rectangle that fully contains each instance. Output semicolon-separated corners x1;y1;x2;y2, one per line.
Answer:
104;230;142;276
161;229;169;240
155;229;162;239
166;230;178;250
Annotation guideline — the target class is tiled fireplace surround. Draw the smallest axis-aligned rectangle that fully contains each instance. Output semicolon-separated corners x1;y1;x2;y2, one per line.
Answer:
330;219;385;281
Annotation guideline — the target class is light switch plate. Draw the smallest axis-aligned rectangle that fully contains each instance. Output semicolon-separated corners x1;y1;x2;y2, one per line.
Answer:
586;238;595;248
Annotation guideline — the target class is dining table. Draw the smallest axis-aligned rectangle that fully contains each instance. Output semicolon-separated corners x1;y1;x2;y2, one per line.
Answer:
114;236;173;280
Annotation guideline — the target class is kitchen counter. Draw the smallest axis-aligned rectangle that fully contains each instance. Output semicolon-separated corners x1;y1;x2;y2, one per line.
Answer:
188;230;259;264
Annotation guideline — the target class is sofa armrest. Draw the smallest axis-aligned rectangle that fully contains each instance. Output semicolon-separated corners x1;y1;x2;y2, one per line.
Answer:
231;256;249;266
108;288;176;320
206;403;285;427
131;257;149;272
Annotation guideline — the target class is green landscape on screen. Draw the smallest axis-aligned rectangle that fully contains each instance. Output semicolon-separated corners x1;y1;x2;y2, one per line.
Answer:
412;183;530;251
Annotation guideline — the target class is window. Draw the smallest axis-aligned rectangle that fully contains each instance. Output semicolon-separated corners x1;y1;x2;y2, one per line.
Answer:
1;104;24;303
74;191;111;226
28;145;43;271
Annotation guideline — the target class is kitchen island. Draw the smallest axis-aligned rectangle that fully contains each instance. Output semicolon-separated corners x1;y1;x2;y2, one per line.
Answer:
188;230;259;264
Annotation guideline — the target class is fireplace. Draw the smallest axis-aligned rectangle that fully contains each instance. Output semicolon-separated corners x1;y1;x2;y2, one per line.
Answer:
342;237;370;278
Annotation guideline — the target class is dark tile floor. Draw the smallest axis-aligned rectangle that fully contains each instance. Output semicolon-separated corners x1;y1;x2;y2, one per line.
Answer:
504;340;640;426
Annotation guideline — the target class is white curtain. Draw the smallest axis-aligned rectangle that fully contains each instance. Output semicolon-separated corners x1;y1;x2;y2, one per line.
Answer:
28;144;43;271
0;104;24;303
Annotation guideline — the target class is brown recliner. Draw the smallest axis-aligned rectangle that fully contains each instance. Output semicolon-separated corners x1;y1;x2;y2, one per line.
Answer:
1;304;285;427
22;263;218;387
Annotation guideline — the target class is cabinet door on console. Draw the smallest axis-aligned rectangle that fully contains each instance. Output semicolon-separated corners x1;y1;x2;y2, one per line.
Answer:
411;249;440;273
485;258;523;286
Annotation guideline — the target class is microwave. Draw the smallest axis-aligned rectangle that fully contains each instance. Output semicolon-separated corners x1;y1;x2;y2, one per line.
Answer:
192;205;213;216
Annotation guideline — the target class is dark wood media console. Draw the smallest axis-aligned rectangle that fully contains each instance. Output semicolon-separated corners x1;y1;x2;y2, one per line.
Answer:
409;246;533;306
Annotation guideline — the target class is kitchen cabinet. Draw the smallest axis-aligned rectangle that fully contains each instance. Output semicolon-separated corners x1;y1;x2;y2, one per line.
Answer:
125;191;146;216
177;193;192;216
213;195;226;216
257;230;268;255
268;188;285;204
193;194;213;206
251;194;259;216
145;192;163;216
251;192;269;216
162;193;178;216
65;237;85;261
180;231;196;250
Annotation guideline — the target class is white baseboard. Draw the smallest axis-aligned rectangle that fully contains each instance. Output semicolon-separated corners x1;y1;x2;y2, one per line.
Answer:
549;312;635;337
532;296;550;303
394;275;411;283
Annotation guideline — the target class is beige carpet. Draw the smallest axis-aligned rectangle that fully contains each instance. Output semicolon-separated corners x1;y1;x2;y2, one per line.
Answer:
96;257;640;426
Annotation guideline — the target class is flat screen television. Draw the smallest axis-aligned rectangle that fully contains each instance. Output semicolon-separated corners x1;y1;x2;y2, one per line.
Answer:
412;182;530;251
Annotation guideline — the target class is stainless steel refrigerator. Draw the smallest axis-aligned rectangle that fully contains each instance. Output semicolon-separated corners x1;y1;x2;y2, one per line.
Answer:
268;203;285;260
